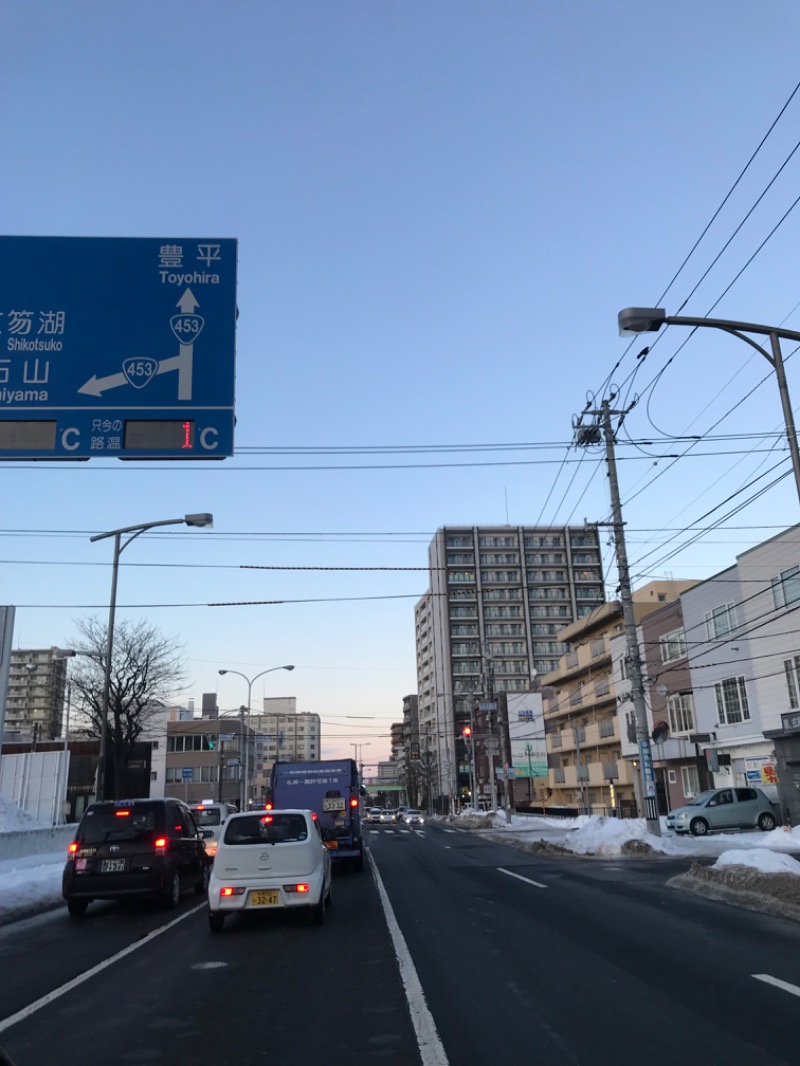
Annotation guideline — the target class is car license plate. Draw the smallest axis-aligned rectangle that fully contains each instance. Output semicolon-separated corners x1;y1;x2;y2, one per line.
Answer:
322;797;346;812
100;859;126;873
250;890;279;906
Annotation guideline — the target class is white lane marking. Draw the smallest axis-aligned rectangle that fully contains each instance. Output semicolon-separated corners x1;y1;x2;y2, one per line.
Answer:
368;850;449;1066
753;974;800;998
498;867;547;890
0;902;206;1034
442;829;458;834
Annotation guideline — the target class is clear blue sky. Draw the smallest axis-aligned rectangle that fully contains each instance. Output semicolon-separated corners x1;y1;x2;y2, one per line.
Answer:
2;2;800;766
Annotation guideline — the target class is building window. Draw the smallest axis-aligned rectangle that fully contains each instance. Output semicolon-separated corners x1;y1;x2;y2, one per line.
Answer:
784;655;800;709
706;604;736;640
714;676;750;726
772;566;800;610
681;765;699;797
667;693;695;735
660;628;687;663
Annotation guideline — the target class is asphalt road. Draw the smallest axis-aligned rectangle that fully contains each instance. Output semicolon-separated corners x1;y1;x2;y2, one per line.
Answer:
2;822;800;1066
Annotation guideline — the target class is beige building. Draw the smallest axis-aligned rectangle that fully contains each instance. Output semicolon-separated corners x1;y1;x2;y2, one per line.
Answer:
417;524;606;812
542;580;697;813
251;697;321;802
3;648;70;743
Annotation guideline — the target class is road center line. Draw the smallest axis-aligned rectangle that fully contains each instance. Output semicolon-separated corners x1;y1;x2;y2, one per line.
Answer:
0;903;207;1035
753;973;800;998
368;850;450;1066
498;867;547;889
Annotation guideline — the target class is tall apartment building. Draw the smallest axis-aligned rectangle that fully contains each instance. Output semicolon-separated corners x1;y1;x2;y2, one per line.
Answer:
416;524;606;811
3;648;70;742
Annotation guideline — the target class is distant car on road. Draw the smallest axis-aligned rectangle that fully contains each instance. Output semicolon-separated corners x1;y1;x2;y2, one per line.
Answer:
666;787;778;836
403;809;424;826
365;808;383;824
379;809;396;824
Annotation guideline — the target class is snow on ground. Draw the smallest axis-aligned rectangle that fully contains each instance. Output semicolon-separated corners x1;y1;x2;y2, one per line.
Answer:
454;808;800;872
2;801;800;925
0;795;47;831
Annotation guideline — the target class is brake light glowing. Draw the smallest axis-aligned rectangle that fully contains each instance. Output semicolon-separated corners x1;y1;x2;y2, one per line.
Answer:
154;837;167;850
68;841;78;854
283;883;310;893
114;810;130;818
349;796;358;808
260;815;273;824
220;886;245;897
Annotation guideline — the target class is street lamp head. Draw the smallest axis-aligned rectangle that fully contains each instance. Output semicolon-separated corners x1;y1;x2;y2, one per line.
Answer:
218;669;228;676
618;307;666;336
284;665;295;672
184;513;214;528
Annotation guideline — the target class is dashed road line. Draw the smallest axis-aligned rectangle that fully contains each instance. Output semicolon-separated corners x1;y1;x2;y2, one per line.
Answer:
753;974;800;998
498;867;547;889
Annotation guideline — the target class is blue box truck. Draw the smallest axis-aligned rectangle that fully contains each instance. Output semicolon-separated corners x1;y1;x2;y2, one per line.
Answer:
267;759;365;871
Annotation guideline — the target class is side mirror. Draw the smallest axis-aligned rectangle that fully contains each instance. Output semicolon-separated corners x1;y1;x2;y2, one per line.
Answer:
201;829;214;839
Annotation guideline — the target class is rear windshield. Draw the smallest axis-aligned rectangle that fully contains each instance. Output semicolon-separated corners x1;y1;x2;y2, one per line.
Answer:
224;813;309;846
78;803;160;845
192;808;222;827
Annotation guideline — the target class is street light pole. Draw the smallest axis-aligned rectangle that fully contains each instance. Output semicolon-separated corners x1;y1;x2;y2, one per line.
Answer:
218;664;295;809
90;513;213;802
618;308;800;504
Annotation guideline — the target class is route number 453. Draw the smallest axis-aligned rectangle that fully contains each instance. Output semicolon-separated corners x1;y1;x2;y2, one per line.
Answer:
170;314;205;344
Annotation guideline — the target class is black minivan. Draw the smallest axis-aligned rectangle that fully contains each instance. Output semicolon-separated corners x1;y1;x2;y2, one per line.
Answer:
62;798;211;917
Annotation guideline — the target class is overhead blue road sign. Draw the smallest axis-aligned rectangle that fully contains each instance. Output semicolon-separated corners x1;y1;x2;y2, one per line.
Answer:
0;236;237;458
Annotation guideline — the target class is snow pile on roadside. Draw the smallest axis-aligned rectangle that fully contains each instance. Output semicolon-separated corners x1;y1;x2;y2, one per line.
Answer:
0;796;46;832
714;848;800;875
560;815;665;856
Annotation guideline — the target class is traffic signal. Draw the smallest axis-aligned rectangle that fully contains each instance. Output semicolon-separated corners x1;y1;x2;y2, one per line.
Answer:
462;725;472;739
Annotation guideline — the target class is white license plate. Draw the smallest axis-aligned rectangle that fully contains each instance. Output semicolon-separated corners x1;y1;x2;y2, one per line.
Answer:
322;798;346;811
101;859;126;873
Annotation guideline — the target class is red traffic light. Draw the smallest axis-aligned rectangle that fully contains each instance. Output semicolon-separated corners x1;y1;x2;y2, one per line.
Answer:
462;726;472;738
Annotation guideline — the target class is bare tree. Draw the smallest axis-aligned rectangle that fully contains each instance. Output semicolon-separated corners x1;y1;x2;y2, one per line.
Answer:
70;616;187;798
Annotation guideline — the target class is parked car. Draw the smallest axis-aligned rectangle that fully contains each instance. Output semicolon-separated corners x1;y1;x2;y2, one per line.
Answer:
189;800;237;860
666;787;778;836
208;809;331;932
365;808;383;825
62;798;211;917
403;809;424;826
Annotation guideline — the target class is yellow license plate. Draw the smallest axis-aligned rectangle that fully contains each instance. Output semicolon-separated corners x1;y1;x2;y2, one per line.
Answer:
250;890;279;906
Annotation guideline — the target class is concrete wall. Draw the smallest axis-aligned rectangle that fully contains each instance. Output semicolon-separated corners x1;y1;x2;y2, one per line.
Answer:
0;824;74;861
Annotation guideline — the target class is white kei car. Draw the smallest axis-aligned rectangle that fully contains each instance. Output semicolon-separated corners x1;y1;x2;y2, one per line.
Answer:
208;809;332;931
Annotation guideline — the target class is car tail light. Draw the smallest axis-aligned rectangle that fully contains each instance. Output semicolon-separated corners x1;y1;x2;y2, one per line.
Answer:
220;886;246;897
283;883;310;893
68;841;78;855
114;810;131;818
154;837;168;851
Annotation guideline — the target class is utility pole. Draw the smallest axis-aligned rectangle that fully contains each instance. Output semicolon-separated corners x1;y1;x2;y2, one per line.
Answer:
497;693;514;823
574;398;661;836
